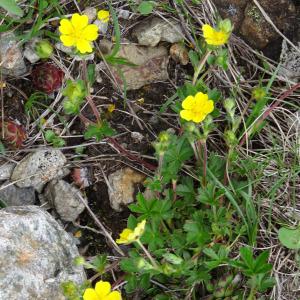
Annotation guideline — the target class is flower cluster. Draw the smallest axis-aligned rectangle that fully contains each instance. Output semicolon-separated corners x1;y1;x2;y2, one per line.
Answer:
59;10;110;54
83;281;121;300
180;92;214;123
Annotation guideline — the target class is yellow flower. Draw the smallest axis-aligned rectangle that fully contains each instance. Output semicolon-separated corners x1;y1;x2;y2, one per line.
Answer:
59;13;98;54
202;24;229;46
180;92;214;123
83;281;122;300
116;220;146;244
97;10;110;23
107;104;115;113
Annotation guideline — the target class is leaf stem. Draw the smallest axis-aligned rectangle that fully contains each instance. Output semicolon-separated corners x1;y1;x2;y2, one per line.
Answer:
192;51;211;85
136;239;158;268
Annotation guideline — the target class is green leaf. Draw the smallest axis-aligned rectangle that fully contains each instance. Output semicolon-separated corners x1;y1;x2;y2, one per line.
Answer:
44;130;56;142
176;177;196;202
0;0;23;16
163;253;183;265
188;50;199;69
138;1;154;15
184;213;210;247
203;248;219;260
240;247;254;270
90;255;107;274
87;64;95;86
278;227;300;249
84;121;116;141
0;141;6;154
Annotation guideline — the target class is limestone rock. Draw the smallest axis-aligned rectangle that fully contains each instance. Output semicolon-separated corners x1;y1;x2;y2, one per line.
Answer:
83;7;97;23
0;181;35;206
99;40;169;90
44;179;85;221
0;32;27;76
0;206;85;300
0;162;15;181
108;167;145;211
11;149;67;192
24;38;41;64
278;40;300;80
132;17;184;47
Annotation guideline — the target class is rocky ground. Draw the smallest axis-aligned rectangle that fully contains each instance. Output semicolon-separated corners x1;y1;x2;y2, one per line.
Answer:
0;0;299;299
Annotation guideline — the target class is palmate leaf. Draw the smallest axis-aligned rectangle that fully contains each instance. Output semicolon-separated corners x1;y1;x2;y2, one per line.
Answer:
0;0;23;16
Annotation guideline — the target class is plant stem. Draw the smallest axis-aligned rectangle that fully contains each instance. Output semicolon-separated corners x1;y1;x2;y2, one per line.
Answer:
136;239;158;268
196;139;207;187
192;51;211;85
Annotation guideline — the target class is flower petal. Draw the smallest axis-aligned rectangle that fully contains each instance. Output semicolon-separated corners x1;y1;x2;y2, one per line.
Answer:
182;96;195;110
60;34;76;47
202;24;215;39
106;291;122;300
95;281;111;298
83;288;99;300
202;24;228;45
82;24;99;41
203;100;214;114
71;13;88;30
116;229;133;244
195;92;208;106
59;19;73;34
76;39;93;53
192;112;205;123
133;220;146;238
97;10;110;23
180;109;193;121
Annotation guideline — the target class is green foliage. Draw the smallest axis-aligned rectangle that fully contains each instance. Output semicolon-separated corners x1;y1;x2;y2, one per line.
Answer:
63;80;87;115
84;121;116;141
278;227;300;249
0;0;23;16
61;280;90;300
138;1;155;15
230;247;275;293
35;39;53;58
44;130;65;147
0;141;5;155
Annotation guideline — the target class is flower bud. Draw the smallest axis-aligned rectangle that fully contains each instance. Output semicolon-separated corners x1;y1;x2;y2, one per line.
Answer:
184;121;197;133
252;87;267;101
35;40;53;59
224;98;235;112
224;130;237;147
73;256;85;266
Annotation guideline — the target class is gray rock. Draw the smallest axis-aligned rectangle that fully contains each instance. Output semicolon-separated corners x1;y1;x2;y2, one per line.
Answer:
24;38;41;64
94;19;109;35
0;32;27;76
44;179;85;221
0;181;35;206
55;42;73;54
118;9;131;20
11;149;67;192
279;40;300;80
83;7;97;22
132;17;184;47
55;42;95;61
0;162;15;181
99;40;169;90
108;167;145;211
0;206;85;300
74;52;94;61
